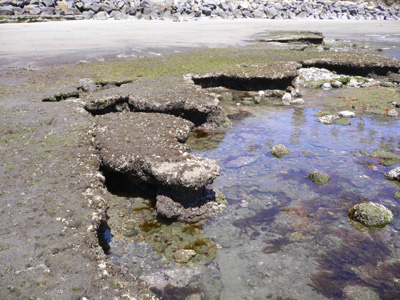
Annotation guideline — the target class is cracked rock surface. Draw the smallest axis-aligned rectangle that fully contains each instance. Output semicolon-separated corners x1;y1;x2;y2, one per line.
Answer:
95;112;222;222
84;76;227;128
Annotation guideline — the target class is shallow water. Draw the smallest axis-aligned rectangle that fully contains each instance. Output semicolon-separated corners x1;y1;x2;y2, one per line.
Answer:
196;102;400;300
106;88;400;299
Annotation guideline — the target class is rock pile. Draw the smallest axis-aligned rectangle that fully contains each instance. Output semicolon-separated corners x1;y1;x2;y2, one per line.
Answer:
0;0;399;21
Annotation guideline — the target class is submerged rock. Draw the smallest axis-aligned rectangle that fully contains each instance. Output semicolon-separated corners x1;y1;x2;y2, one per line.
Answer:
270;144;291;158
395;191;400;201
314;111;331;117
370;149;400;161
290;98;304;105
334;117;351;126
308;172;330;185
387;108;398;117
318;114;338;125
173;249;196;263
349;202;393;227
282;93;292;106
385;167;400;181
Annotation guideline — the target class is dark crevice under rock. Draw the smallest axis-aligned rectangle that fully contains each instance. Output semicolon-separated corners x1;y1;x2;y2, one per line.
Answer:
192;74;296;91
302;59;400;77
95;112;225;223
97;220;112;255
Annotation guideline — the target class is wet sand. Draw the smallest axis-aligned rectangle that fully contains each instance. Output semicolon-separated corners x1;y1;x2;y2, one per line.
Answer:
1;19;400;69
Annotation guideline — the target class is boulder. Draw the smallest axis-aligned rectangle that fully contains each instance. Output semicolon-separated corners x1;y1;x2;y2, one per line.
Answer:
338;110;355;118
349;202;393;227
79;78;97;93
0;7;14;15
385;167;400;181
270;144;291;158
308;172;330;185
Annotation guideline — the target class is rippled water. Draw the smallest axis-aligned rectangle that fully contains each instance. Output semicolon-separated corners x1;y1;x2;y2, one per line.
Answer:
106;88;400;299
196;102;400;299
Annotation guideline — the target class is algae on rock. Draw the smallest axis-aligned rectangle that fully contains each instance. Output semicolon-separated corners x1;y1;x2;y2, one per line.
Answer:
308;172;330;185
349;202;393;227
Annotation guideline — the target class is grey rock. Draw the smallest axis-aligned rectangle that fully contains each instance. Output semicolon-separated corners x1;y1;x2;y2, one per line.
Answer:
95;10;107;19
338;110;355;118
385;167;400;180
40;7;54;15
90;3;100;13
331;80;343;88
82;10;93;18
79;78;97;93
322;82;332;89
318;114;338;125
24;5;41;14
282;92;291;105
42;0;55;7
0;7;14;15
290;98;304;105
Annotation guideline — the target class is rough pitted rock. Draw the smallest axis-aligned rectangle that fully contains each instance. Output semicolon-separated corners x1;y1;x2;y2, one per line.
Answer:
349;201;393;227
95;112;219;190
84;76;227;128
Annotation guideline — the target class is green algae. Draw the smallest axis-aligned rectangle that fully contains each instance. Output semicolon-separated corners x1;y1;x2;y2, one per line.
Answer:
334;117;351;126
314;111;331;117
349;202;393;227
370;149;400;161
395;191;400;201
308;172;330;185
334;87;400;114
270;144;291;158
383;160;398;167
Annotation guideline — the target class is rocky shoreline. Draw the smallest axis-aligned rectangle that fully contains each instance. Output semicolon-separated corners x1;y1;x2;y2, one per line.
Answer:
0;0;399;21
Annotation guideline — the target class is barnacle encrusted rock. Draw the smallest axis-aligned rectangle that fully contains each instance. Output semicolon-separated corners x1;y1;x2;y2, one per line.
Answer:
349;202;393;227
95;112;223;222
84;76;227;129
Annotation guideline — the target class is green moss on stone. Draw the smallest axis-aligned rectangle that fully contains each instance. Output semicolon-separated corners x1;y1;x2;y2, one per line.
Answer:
349;201;393;227
394;191;400;201
383;160;398;167
314;111;331;117
334;117;351;126
270;144;291;158
308;172;330;185
338;76;351;84
370;149;400;161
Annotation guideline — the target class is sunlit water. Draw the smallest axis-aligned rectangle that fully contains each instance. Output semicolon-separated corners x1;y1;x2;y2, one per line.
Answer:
197;104;400;300
107;94;400;299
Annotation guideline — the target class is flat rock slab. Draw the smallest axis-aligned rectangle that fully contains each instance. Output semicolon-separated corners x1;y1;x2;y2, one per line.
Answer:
191;61;301;91
255;30;324;44
302;52;400;76
84;76;226;128
95;112;220;190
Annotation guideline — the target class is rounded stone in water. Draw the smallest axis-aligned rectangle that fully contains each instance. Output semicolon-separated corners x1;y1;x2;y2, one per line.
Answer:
349;202;393;227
